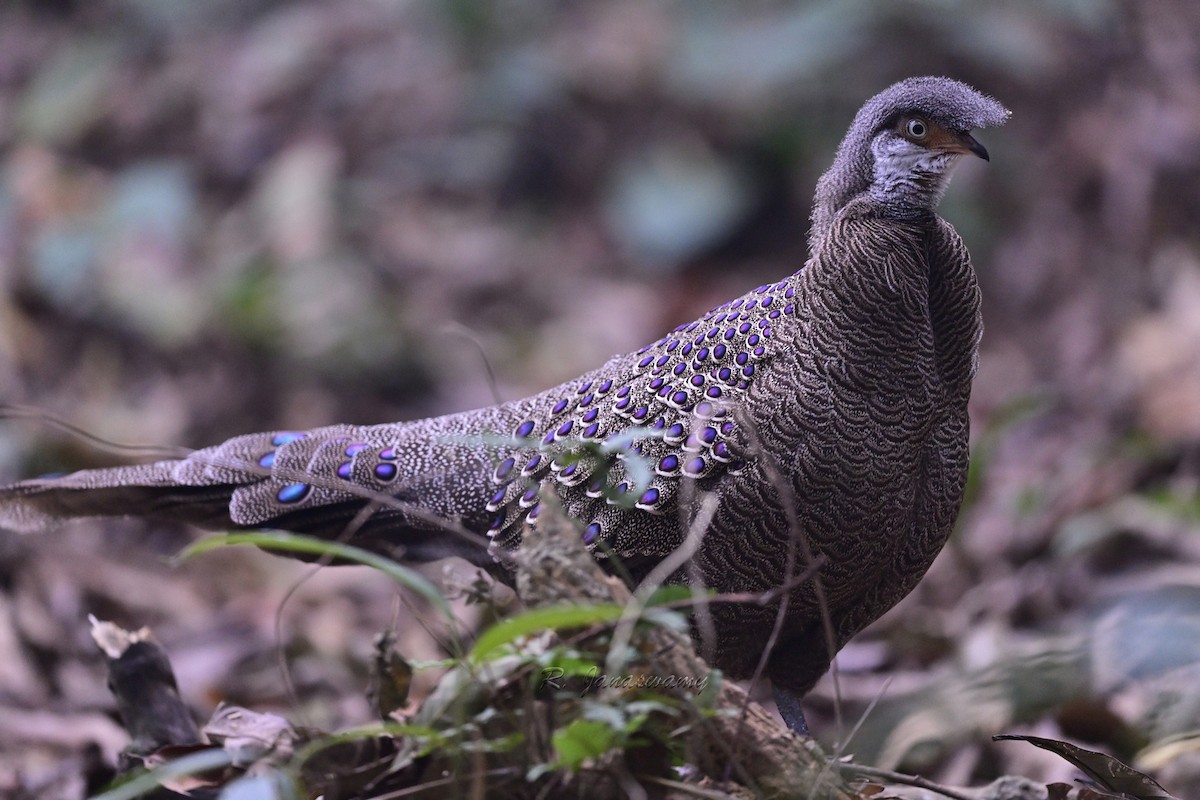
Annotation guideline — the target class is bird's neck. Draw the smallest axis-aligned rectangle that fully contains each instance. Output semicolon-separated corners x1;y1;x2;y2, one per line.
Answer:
809;145;962;257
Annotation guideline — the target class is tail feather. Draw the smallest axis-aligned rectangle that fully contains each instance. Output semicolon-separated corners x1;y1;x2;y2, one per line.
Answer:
0;464;238;532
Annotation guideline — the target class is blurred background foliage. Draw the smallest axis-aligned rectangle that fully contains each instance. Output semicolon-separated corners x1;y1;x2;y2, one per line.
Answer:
4;0;1200;795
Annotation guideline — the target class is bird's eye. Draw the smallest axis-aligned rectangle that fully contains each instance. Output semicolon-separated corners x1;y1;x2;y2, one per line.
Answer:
905;118;928;139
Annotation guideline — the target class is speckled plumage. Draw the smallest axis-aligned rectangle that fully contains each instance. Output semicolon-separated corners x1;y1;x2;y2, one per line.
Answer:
0;77;1008;731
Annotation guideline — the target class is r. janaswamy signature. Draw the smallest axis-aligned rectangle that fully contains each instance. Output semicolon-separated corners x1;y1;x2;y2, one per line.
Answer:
540;667;710;696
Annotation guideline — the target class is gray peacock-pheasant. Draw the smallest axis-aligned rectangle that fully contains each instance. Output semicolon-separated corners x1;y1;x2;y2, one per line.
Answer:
0;76;1008;733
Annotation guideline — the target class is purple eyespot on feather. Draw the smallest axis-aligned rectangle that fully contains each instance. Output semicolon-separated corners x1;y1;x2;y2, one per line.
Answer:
714;344;727;358
552;398;569;414
374;463;398;481
380;447;397;460
336;461;353;479
258;452;276;468
598;379;613;393
276;483;310;504
659;454;680;472
584;422;599;438
271;432;305;446
584;522;601;544
345;443;368;456
583;407;598;423
515;420;536;438
684;457;706;476
578;381;592;394
495;457;516;481
640;488;659;506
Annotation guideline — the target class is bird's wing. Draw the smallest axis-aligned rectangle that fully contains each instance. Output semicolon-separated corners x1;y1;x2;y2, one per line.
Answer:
215;272;806;562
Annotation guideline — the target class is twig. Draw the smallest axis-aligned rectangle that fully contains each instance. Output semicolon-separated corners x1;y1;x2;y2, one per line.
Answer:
604;493;718;678
0;403;191;459
639;774;743;799
834;762;976;800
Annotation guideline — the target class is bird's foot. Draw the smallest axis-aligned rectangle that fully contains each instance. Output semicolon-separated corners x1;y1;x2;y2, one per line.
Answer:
772;686;810;736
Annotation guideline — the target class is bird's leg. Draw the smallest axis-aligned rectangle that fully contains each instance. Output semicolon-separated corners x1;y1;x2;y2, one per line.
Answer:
772;686;810;735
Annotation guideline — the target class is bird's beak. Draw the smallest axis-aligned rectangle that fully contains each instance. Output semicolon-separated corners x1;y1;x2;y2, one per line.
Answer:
942;132;990;161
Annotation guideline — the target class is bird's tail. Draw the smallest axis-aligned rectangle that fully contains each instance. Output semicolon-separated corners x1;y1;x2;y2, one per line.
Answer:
0;424;365;533
0;421;501;568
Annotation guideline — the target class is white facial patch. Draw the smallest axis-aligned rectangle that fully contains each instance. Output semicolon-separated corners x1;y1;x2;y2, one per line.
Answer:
868;133;961;210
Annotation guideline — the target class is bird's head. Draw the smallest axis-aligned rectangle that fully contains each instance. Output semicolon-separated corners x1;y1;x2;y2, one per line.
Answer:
810;77;1010;250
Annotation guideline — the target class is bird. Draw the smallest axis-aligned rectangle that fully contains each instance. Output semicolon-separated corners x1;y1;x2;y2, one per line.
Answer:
0;76;1009;734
